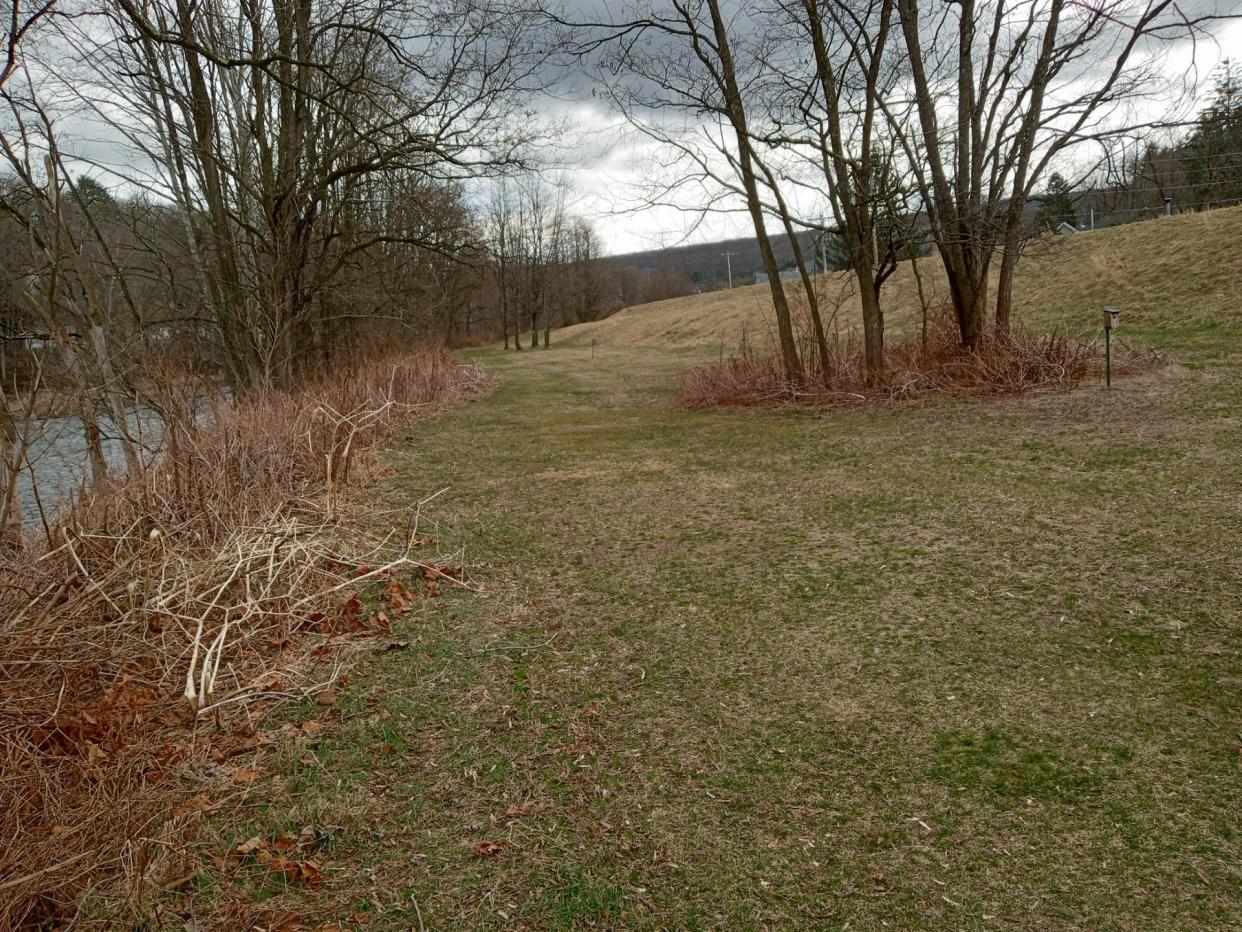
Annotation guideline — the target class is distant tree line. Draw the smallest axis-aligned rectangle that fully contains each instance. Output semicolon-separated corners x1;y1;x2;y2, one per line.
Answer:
1037;60;1242;228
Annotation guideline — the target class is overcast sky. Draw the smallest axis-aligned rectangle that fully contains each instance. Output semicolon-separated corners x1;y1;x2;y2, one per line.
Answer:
548;13;1242;257
33;1;1242;259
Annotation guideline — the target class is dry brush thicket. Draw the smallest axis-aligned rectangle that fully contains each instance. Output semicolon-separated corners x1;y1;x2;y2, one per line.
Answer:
0;347;490;927
677;306;1161;408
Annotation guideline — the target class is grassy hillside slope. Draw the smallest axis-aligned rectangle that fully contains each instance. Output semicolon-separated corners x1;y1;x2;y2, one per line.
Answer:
562;206;1242;362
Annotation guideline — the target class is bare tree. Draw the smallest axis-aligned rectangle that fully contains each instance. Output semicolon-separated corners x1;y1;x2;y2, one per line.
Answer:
1;0;55;89
891;0;1224;343
485;179;521;349
763;0;908;375
56;0;563;387
579;0;807;381
0;86;145;483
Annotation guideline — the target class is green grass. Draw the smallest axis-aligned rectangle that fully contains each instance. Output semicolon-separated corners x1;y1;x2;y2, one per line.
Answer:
191;323;1242;929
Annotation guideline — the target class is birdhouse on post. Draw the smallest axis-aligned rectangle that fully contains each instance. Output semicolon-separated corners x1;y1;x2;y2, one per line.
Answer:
1102;307;1120;387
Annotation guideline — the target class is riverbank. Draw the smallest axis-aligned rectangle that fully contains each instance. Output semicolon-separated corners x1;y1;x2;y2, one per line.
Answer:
0;347;493;928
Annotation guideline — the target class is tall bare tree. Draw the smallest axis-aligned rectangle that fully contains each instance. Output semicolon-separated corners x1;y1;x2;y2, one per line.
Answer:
580;0;808;381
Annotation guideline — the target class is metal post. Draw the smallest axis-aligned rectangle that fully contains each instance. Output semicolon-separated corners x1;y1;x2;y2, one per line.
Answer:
1105;327;1111;388
1164;197;1173;216
721;251;734;289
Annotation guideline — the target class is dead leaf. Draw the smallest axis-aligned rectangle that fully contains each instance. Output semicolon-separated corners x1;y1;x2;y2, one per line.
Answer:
172;793;213;818
231;766;262;784
299;858;324;886
474;841;504;857
424;563;463;582
266;911;305;932
235;835;267;858
380;578;416;613
504;801;536;820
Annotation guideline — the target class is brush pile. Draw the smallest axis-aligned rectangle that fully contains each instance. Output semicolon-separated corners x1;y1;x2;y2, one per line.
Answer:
678;307;1161;408
0;347;491;927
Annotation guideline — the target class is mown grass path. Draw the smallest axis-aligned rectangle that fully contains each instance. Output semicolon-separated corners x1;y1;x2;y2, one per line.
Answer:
237;342;1241;930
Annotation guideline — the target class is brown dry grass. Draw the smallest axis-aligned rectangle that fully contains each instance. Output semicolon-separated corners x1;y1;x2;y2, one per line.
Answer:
133;209;1242;930
561;206;1242;353
0;347;491;928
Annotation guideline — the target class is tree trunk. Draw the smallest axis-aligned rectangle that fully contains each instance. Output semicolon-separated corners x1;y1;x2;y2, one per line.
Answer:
945;258;989;349
994;0;1064;337
89;325;140;477
0;409;22;548
995;245;1019;337
856;262;885;375
909;247;931;353
754;156;832;385
706;0;803;384
80;400;108;483
801;0;893;376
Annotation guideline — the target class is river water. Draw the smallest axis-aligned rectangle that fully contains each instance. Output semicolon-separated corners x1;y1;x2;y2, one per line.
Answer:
12;407;164;523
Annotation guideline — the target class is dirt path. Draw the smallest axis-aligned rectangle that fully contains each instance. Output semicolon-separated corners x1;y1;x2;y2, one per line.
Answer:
203;343;1241;930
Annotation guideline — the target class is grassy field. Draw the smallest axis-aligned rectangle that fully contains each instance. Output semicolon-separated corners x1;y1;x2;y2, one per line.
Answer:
562;206;1242;367
188;279;1242;928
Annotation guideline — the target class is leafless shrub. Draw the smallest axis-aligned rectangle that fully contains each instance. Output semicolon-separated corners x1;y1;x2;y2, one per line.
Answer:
0;345;492;927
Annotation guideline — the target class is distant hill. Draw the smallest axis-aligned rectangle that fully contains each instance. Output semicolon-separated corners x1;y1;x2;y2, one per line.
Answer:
607;229;827;292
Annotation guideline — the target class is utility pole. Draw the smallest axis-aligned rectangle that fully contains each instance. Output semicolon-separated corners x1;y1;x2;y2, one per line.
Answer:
721;250;735;289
